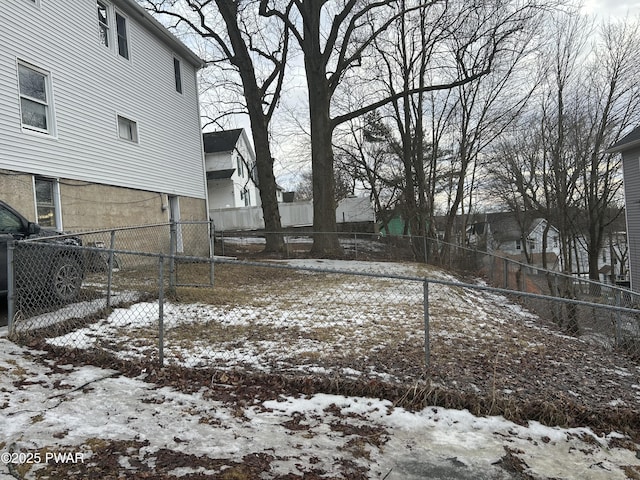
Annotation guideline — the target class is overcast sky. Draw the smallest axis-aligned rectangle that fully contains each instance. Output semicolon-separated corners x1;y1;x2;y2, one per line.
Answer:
581;0;640;16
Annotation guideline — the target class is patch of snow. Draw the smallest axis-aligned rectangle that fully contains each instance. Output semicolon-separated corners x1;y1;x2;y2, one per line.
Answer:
2;259;640;478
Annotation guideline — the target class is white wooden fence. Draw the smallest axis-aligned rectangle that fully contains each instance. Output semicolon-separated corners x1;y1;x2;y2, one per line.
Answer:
210;197;375;231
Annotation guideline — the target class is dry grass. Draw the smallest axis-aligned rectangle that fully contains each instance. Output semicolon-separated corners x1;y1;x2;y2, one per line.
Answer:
24;260;640;441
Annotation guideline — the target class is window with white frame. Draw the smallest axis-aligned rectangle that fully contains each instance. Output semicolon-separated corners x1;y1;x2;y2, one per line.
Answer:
117;115;138;143
97;1;110;47
97;2;130;60
115;12;129;59
17;62;54;134
35;177;61;229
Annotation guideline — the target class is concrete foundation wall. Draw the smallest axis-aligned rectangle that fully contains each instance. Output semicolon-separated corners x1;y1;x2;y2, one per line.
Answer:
0;171;36;219
1;169;208;232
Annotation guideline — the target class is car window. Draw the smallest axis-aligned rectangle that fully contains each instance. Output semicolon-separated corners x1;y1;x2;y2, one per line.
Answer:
0;206;24;233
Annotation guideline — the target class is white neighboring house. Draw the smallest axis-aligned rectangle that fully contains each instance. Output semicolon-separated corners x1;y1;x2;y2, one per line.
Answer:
336;197;375;224
0;0;208;231
203;129;265;209
467;213;562;269
606;126;640;292
569;231;629;285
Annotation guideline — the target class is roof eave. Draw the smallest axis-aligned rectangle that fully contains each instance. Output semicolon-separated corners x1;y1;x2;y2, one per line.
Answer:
606;138;640;154
118;0;205;69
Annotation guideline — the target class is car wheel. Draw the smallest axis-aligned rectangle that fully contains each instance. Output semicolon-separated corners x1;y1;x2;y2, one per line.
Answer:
50;255;82;303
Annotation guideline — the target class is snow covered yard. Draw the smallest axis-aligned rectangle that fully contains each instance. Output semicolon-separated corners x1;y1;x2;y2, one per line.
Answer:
1;334;640;479
2;259;640;478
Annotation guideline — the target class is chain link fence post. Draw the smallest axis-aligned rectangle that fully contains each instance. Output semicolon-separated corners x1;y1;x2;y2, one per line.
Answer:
6;240;15;335
209;221;215;286
424;279;430;368
615;290;622;348
106;229;116;309
423;235;428;264
158;254;165;367
169;221;177;293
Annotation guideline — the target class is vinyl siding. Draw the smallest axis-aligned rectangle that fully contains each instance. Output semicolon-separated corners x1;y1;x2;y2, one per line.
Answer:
0;0;206;199
204;131;260;209
206;152;234;172
622;148;640;292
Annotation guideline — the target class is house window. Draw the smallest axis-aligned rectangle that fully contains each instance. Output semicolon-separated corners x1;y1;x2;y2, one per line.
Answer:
117;115;138;142
174;58;182;93
515;240;521;250
35;177;60;229
240;188;251;206
17;62;54;134
527;238;536;251
115;12;129;59
237;157;244;177
97;1;110;47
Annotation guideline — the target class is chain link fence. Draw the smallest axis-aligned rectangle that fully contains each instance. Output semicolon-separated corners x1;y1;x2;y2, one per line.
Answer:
216;231;640;341
6;222;213;339
4;225;640;435
6;225;640;372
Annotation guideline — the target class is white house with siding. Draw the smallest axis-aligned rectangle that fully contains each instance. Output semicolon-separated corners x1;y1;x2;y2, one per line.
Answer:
0;0;208;232
203;129;263;209
466;212;562;269
607;126;640;292
569;232;629;285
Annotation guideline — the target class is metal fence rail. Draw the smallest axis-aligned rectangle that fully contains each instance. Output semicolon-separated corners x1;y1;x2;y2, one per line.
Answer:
216;230;640;316
5;225;640;436
6;234;640;371
5;222;214;334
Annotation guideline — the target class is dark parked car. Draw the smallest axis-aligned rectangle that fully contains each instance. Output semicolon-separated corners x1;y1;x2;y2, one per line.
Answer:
0;200;83;304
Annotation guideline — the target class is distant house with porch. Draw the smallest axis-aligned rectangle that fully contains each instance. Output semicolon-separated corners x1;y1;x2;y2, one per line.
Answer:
203;129;269;209
379;211;561;269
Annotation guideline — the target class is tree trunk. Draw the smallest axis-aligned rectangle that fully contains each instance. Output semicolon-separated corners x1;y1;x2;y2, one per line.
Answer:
308;82;341;256
250;119;284;253
541;221;550;270
216;0;284;253
586;219;604;296
301;2;341;257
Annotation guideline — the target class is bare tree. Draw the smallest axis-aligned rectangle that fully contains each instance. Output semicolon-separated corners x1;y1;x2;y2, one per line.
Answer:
486;12;640;334
332;112;405;235
293;168;353;203
373;0;447;258
435;4;541;264
573;17;640;282
143;0;288;252
536;10;592;277
532;12;640;282
260;0;541;256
